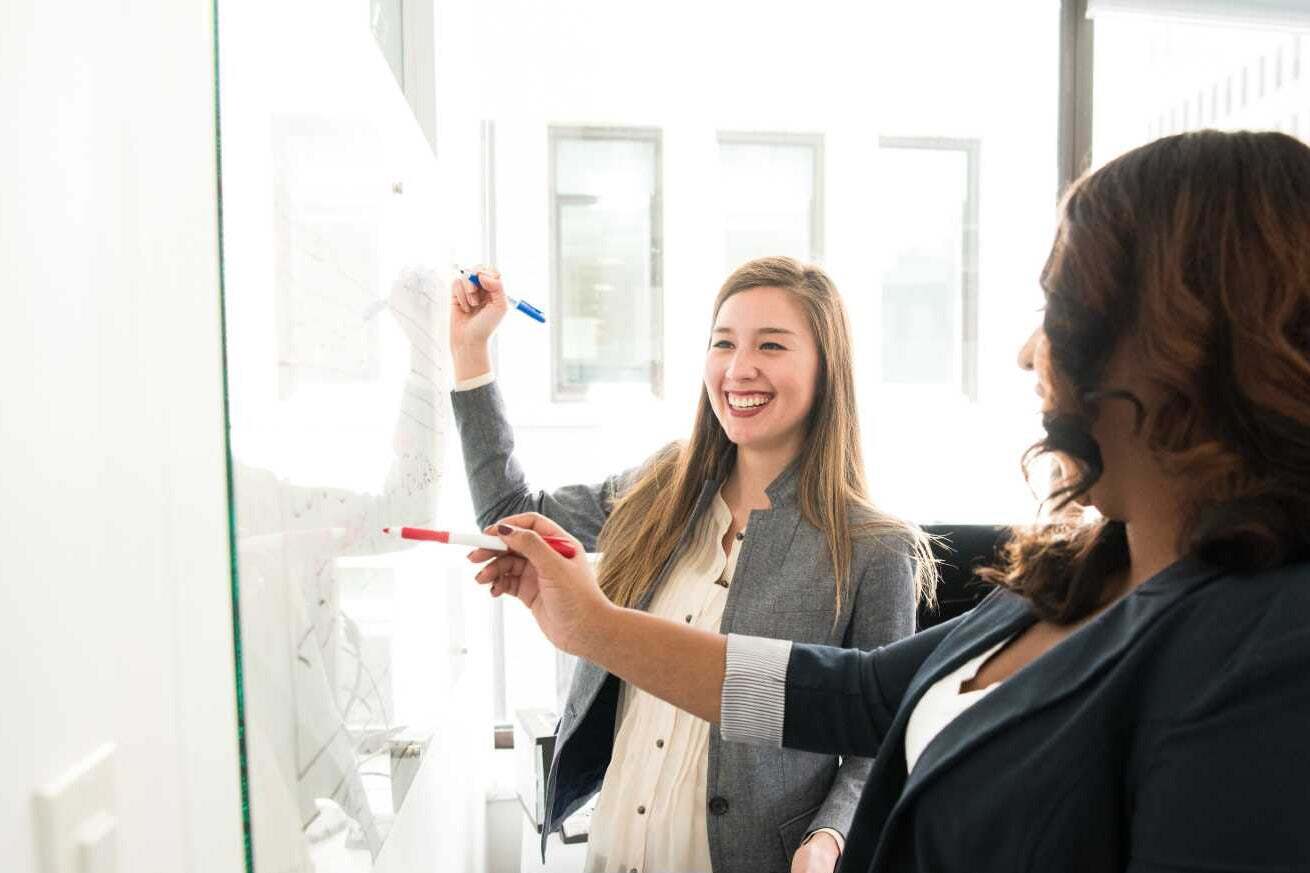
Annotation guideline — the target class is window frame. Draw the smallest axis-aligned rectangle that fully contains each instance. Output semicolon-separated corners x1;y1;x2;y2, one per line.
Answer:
547;125;665;403
480;119;513;740
715;130;826;264
368;0;438;154
876;135;983;401
1060;0;1096;190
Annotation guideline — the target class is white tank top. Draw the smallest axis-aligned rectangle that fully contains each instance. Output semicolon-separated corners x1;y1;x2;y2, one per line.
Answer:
903;636;1012;773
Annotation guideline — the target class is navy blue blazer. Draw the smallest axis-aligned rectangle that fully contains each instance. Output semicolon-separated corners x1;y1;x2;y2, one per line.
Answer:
782;557;1310;872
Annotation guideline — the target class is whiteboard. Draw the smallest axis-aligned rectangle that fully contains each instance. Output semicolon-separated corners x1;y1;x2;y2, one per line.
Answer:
216;0;457;868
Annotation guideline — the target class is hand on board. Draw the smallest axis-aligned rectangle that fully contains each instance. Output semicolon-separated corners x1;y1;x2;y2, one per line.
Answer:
467;512;610;656
449;265;509;354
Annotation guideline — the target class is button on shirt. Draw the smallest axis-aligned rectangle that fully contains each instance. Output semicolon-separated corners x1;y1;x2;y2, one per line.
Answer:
584;491;740;873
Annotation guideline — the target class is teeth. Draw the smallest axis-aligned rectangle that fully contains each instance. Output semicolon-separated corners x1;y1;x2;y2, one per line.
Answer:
728;394;771;409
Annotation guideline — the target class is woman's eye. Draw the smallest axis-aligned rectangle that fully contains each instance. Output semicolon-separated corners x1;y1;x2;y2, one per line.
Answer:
761;342;786;351
711;340;733;349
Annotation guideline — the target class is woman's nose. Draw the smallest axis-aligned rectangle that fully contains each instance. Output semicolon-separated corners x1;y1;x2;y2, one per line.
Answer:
725;348;759;380
1018;327;1041;371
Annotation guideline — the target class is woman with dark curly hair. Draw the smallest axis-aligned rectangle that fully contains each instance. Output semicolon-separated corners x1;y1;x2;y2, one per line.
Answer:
473;129;1310;872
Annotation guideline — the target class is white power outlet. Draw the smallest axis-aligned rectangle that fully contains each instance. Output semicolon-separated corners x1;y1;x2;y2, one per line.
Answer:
33;744;118;873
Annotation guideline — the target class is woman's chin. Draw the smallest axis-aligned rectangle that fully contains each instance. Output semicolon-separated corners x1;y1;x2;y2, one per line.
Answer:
723;428;761;449
725;428;794;455
715;412;804;455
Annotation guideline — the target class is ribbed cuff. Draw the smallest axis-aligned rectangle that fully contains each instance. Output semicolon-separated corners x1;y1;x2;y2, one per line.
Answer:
720;634;792;747
453;371;494;391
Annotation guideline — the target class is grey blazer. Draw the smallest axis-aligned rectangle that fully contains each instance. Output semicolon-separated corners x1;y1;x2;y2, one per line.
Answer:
452;382;916;872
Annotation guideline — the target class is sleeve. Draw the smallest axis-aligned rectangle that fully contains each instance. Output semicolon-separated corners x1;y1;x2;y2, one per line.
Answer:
806;537;919;840
721;614;963;757
450;381;640;551
783;615;962;758
1125;628;1310;872
452;370;495;391
721;634;793;745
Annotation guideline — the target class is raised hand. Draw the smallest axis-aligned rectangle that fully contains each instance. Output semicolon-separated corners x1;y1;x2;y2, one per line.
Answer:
449;266;509;380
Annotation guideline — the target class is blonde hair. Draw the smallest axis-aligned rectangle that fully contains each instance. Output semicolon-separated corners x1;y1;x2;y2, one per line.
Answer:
595;256;936;617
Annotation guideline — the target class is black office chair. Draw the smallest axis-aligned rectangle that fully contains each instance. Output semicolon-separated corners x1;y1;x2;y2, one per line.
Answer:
917;524;1010;631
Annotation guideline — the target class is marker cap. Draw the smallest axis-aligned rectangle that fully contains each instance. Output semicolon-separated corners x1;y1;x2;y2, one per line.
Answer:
513;299;546;323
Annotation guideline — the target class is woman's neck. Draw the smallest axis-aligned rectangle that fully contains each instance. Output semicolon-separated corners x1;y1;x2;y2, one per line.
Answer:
1123;518;1184;591
723;444;798;512
1121;479;1189;592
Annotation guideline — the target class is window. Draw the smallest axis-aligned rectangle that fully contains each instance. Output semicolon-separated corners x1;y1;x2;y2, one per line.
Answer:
1091;9;1310;165
550;127;663;401
862;0;1056;524
718;133;823;269
877;137;981;400
369;0;404;90
367;0;436;153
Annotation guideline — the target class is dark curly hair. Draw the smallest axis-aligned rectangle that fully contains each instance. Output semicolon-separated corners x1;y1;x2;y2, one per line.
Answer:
980;130;1310;623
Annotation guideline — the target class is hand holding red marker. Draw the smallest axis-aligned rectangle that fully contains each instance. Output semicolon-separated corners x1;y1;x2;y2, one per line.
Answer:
382;525;577;559
469;513;612;655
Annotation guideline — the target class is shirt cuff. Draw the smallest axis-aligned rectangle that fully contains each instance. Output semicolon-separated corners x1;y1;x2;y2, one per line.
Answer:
720;633;792;747
804;827;846;854
453;371;494;392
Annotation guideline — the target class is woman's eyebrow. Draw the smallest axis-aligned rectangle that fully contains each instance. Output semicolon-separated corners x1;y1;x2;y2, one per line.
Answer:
711;326;798;336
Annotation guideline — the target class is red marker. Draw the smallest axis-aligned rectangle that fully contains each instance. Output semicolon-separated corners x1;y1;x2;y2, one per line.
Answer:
382;526;577;559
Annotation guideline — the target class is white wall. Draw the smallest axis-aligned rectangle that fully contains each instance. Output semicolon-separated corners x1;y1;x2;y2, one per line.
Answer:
0;1;245;871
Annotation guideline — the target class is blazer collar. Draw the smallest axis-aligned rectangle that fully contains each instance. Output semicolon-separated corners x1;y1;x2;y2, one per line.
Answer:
897;590;1033;713
698;455;802;511
763;460;801;508
877;555;1222;856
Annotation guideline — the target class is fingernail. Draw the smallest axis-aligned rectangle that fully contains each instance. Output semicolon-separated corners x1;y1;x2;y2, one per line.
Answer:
497;524;513;535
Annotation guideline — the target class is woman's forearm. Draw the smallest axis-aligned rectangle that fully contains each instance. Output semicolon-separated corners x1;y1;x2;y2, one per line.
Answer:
452;342;492;382
579;603;727;724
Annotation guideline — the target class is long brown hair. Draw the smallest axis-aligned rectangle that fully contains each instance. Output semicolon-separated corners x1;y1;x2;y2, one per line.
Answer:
981;130;1310;623
595;257;936;616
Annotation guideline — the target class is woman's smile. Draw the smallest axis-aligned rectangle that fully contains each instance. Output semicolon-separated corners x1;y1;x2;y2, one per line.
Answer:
726;391;774;416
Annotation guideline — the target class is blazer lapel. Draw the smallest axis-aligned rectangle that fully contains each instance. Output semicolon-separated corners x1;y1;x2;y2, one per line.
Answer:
898;592;1034;711
838;592;1033;873
881;557;1223;846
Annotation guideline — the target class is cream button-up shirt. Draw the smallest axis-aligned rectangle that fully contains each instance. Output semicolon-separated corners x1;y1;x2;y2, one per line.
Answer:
583;491;739;873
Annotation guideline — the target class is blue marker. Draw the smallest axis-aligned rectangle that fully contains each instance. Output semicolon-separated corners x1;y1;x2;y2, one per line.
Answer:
460;268;546;323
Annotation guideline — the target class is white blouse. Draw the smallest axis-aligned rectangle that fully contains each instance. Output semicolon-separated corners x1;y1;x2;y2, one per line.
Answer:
584;491;740;873
902;636;1012;773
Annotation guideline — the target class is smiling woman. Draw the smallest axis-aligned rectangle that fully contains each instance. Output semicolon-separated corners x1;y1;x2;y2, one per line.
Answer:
448;256;935;873
708;287;819;457
593;260;934;621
